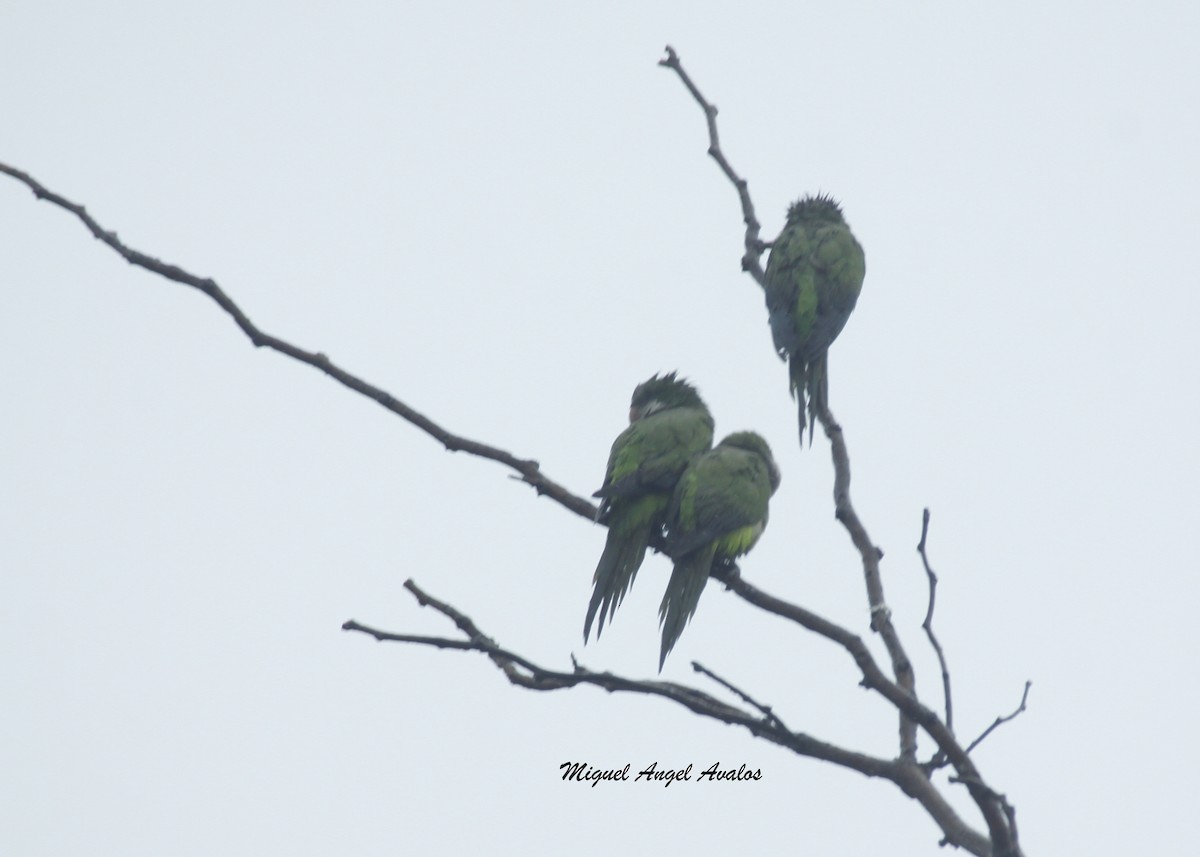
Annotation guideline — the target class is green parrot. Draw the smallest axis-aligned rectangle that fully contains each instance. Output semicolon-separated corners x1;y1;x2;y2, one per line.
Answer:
658;431;780;670
584;372;714;643
763;194;866;444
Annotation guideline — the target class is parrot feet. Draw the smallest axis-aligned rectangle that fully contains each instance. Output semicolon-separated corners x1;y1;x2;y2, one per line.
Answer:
709;558;741;587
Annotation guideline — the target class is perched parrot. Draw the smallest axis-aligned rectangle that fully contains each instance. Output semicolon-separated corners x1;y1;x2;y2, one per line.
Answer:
584;373;714;643
763;193;866;444
658;431;780;670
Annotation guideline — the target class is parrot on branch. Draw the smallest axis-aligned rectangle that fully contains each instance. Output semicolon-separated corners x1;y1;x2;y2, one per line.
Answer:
764;194;865;444
658;431;780;670
584;372;714;643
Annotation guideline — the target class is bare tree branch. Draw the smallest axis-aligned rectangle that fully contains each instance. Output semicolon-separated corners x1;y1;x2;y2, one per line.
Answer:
658;49;1022;856
346;579;995;856
0;158;916;733
919;507;955;735
658;46;768;285
690;660;788;731
0;161;597;523
715;564;985;784
965;681;1033;756
656;46;921;764
347;583;852;762
918;544;1031;774
949;773;1021;856
814;400;919;761
5;57;1027;850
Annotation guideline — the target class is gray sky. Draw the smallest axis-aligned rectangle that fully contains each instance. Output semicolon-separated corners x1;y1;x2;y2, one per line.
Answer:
3;2;1198;854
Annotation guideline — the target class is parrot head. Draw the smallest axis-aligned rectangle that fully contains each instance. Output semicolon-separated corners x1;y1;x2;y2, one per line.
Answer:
785;192;848;227
627;371;705;423
718;431;782;493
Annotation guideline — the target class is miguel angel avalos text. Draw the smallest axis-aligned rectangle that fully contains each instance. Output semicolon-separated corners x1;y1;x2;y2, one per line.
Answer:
559;761;762;787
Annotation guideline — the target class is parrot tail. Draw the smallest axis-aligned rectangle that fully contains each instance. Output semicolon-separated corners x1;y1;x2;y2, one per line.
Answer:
790;354;829;447
788;356;812;447
807;354;829;444
584;521;651;643
657;544;717;671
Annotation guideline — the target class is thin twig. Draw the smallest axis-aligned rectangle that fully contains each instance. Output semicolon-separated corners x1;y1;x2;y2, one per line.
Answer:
918;508;954;734
965;681;1033;756
691;660;788;731
0;162;597;523
658;46;768;285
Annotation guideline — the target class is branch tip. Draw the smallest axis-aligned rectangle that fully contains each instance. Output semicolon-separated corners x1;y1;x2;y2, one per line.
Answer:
0;161;600;524
918;507;954;733
660;47;767;286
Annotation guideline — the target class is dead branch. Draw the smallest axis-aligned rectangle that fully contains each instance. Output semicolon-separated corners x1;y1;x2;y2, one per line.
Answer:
346;579;994;856
919;508;955;736
814;400;919;761
965;681;1033;756
690;660;788;731
655;46;920;763
658;46;769;284
4;72;1025;852
0;161;596;524
716;558;1009;835
659;48;1021;856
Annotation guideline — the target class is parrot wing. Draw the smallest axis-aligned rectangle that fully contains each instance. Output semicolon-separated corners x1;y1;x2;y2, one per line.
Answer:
585;403;713;641
664;446;773;558
657;442;775;670
594;404;714;508
765;220;864;364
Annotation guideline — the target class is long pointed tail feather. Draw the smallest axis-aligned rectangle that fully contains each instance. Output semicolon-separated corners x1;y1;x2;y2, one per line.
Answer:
584;522;651;642
789;357;810;446
808;354;828;442
789;353;829;447
657;545;717;671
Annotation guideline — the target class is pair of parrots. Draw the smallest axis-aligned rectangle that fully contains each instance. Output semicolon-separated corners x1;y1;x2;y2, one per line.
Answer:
583;194;864;669
583;371;780;670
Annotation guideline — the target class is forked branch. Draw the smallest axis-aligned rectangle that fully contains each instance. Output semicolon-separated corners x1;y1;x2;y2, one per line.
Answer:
657;46;920;763
4;64;1025;852
345;579;992;856
965;681;1033;757
659;48;1022;856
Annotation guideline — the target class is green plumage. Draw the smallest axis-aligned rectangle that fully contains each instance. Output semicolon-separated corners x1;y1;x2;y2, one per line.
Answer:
658;432;780;670
584;373;714;643
764;194;865;444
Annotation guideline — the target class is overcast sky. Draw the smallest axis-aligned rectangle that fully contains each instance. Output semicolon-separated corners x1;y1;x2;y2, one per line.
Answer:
3;2;1198;855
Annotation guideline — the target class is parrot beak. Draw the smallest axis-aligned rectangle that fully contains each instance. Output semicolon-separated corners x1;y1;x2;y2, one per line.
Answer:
628;406;642;423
